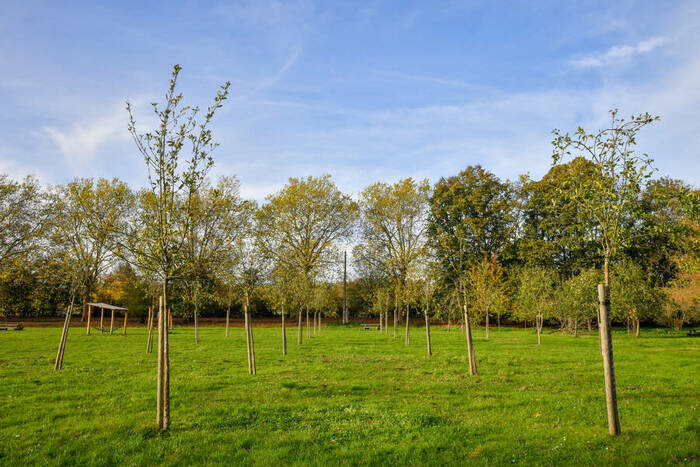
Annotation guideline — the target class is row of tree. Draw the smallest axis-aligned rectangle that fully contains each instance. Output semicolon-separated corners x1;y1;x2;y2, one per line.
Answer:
2;65;697;434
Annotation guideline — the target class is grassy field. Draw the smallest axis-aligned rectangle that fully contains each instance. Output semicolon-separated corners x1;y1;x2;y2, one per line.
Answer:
0;323;698;465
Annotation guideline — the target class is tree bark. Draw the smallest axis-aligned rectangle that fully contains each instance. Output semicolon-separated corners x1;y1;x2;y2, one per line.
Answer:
147;306;154;353
385;311;388;333
379;312;382;331
424;305;432;357
635;318;640;339
86;304;92;335
463;298;477;376
536;314;542;345
225;303;230;338
598;283;621;436
587;319;592;332
343;250;348;324
282;305;287;355
393;304;398;339
123;312;128;335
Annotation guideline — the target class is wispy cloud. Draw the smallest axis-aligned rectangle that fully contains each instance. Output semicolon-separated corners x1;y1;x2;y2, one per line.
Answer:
43;106;129;167
570;36;670;68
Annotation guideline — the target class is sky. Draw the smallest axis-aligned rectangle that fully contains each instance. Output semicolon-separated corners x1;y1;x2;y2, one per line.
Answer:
1;0;698;200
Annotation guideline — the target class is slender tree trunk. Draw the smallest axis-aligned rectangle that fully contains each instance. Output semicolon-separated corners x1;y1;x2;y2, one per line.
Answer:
147;306;154;353
537;314;542;345
123;312;128;335
485;312;490;339
343;251;348;324
379;312;382;331
249;312;256;375
424;305;432;357
635;318;640;339
297;311;303;345
244;300;252;374
282;305;287;355
162;288;170;431
598;283;621;436
393;304;398;339
225;303;230;338
81;286;90;322
86;304;92;334
319;313;322;334
574;319;578;337
463;298;477;376
306;307;310;338
385;311;388;333
110;309;115;335
194;301;199;344
626;317;630;336
146;306;152;352
447;318;451;332
405;304;410;346
587;319;592;332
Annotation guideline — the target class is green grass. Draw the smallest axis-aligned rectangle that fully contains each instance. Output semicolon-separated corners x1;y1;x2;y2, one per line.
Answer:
0;324;698;465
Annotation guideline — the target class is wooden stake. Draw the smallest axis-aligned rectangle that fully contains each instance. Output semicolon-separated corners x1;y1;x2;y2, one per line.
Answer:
598;284;621;436
424;305;432;357
86;304;92;335
156;296;163;428
282;305;287;355
123;312;128;335
110;309;115;335
146;306;153;353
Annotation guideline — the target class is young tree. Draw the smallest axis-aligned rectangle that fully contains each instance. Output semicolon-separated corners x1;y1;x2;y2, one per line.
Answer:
514;266;555;344
358;178;430;344
610;259;661;337
467;255;507;339
552;109;659;435
429;166;516;374
123;64;230;431
256;175;358;343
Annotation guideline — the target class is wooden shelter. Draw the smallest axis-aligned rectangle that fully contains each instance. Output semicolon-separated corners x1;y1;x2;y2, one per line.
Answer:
86;302;129;335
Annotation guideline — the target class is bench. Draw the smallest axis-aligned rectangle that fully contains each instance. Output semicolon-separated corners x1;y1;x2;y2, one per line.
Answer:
0;322;24;331
360;323;380;330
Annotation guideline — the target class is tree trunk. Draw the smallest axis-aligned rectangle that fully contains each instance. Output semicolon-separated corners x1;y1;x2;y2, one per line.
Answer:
405;304;410;346
244;300;252;374
463;299;477;376
587;319;592;332
393;304;398;339
385;311;388;333
225;303;230;338
194;301;199;344
447;318;451;332
282;306;287;355
598;283;621;436
343;251;348;324
110;309;115;335
246;298;256;375
536;314;542;345
635;318;640;339
297;310;303;345
306;308;310;338
81;286;90;322
424;305;432;357
123;312;128;335
485;312;490;339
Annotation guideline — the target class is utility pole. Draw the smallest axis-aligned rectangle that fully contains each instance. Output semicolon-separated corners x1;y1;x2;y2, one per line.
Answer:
343;251;348;324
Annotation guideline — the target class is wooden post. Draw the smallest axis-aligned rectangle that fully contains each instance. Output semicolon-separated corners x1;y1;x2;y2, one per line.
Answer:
169;309;173;329
100;308;104;334
55;297;74;370
86;304;92;335
424;305;432;357
110;309;115;335
343;251;348;324
598;284;621;436
156;296;164;428
297;310;303;345
225;304;230;338
282;305;287;355
123;312;128;335
146;307;153;353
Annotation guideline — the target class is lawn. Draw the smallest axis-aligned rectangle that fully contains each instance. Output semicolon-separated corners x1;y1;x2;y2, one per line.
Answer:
0;323;697;465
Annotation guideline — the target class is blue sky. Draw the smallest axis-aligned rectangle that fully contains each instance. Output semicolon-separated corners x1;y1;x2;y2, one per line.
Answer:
1;1;698;199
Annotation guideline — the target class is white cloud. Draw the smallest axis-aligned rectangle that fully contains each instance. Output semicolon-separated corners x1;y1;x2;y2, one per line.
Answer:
43;106;130;167
571;36;670;68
